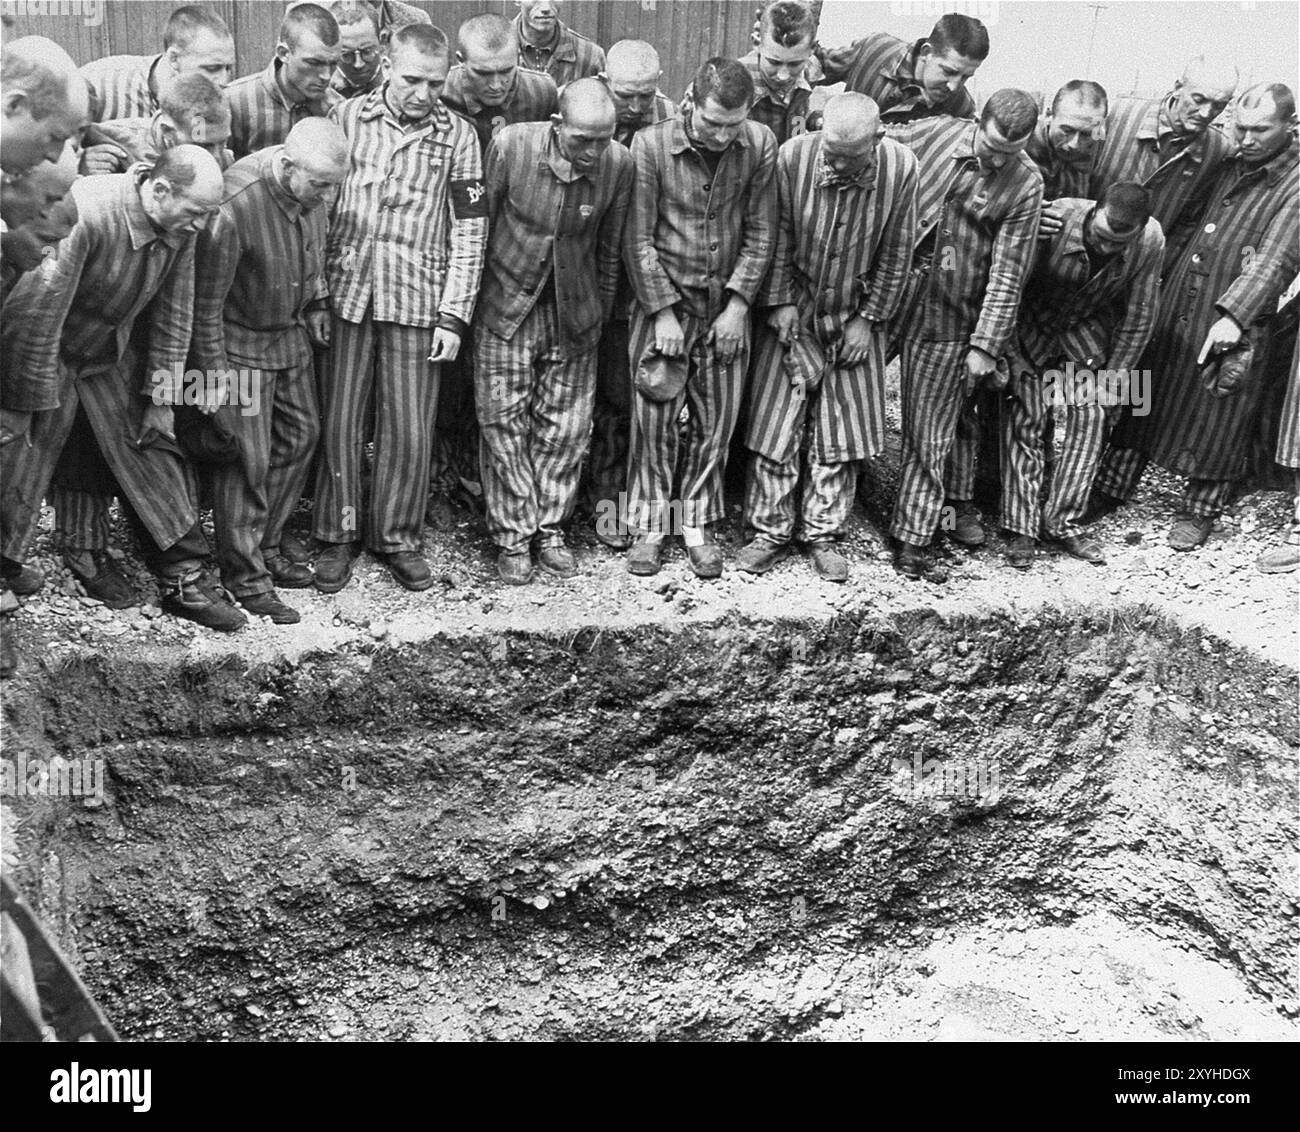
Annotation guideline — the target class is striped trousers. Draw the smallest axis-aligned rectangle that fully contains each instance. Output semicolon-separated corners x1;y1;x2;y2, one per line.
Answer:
626;304;749;535
474;300;597;554
583;317;632;513
209;361;318;596
890;337;976;546
313;311;439;554
745;454;856;544
1094;446;1234;519
1002;363;1113;539
429;349;480;493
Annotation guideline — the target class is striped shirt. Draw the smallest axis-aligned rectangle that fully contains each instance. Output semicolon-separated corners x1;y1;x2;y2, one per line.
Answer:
78;53;160;122
441;65;559;153
625;116;778;320
330;67;384;102
1025;118;1094;202
326;88;487;331
1016;197;1165;371
816;33;976;122
739;49;812;145
611;87;677;148
514;15;605;87
479;122;633;350
227;59;338;160
89;113;235;173
759;131;918;341
1088;95;1231;248
893;116;1044;355
1;171;194;410
191;148;329;373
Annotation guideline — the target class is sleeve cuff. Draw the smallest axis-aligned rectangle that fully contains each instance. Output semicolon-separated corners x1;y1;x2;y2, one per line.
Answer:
435;313;470;339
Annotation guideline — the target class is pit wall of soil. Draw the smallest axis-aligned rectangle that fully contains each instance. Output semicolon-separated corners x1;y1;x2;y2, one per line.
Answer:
3;607;1297;1040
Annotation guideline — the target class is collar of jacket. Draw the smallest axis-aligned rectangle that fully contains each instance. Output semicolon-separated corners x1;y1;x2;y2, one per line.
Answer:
514;13;577;63
541;126;592;183
261;147;305;220
740;48;812;105
1138;95;1201;157
359;84;451;131
882;38;924;99
669;107;751;154
815;137;875;190
144;52;166;106
261;57;329;116
331;67;380;99
1227;133;1300;185
124;166;186;250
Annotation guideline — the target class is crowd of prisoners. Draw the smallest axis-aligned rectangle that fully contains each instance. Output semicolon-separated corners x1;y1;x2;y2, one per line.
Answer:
0;1;1296;678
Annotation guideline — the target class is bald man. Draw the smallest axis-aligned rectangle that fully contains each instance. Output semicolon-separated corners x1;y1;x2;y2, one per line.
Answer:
475;79;632;583
0;147;248;634
1;36;88;175
740;93;916;581
601;39;675;147
190;119;347;623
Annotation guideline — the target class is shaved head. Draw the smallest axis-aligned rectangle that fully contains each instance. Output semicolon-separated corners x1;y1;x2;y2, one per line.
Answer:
1180;56;1239;97
605;39;660;85
0;137;78;229
1238;80;1296;122
284;116;348;174
2;37;88;174
559;76;616;130
154;142;224;198
458;13;516;57
822;91;879;144
1169;56;1237;135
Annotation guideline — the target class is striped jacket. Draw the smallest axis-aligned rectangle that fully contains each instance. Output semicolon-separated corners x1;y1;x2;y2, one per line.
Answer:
88;113;235;173
1015;198;1165;371
893;116;1044;356
514;14;605;87
227;59;338;160
816;32;976;122
479;122;633;351
759;131;917;340
739;48;812;145
330;67;384;102
78;52;160;122
191;148;329;373
1088;95;1231;254
441;65;559;153
611;88;677;148
625;116;778;320
326;89;487;332
1;171;194;411
1025;118;1094;202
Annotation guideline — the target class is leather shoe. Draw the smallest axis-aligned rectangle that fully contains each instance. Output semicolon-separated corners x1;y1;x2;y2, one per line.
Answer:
1006;534;1035;569
1055;533;1105;564
385;550;434;591
497;551;533;585
1258;539;1300;574
238;590;301;624
265;553;313;588
314;542;359;593
537;546;579;578
807;542;848;582
1;556;44;597
279;532;314;565
945;501;986;547
63;549;135;609
735;537;788;575
1168;514;1213;552
686;541;723;579
160;570;246;631
592;515;632;551
627;536;663;576
893;541;926;580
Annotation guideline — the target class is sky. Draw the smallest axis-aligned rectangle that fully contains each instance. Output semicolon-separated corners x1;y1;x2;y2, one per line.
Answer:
814;0;1300;103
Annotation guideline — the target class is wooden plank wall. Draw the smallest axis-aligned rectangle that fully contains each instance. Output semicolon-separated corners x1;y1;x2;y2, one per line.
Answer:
4;1;757;102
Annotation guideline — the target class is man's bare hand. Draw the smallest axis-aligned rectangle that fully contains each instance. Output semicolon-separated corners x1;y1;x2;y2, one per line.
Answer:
766;304;800;345
1038;200;1067;240
965;348;997;380
708;297;748;364
1197;315;1243;365
0;409;32;447
306;310;331;348
839;314;875;366
653;306;686;357
79;143;128;176
140;403;175;441
428;327;462;363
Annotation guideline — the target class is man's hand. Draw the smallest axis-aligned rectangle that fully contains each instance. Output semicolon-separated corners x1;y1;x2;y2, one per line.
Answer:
79;143;129;176
965;347;997;380
140;402;175;442
305;310;331;348
766;304;800;345
653;306;686;357
428;327;462;363
1038;200;1067;240
839;313;875;366
0;409;32;447
1197;315;1243;365
708;295;748;364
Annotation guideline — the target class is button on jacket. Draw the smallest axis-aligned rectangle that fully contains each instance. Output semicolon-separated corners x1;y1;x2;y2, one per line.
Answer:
478;122;633;353
326;88;487;333
816;32;976;122
624;116;778;320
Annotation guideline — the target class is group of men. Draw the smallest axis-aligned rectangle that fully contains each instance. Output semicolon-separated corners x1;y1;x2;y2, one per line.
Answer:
0;1;1296;677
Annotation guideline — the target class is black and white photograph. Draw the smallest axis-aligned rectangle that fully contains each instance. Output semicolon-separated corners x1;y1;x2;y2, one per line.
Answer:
0;0;1296;1085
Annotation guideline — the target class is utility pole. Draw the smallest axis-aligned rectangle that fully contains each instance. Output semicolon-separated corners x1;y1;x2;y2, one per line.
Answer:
1085;3;1109;76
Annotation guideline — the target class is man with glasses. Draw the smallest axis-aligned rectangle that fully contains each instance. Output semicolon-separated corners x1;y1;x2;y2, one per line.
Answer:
330;2;385;100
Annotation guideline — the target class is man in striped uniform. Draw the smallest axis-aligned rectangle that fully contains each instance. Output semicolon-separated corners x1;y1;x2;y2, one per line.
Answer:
584;40;676;549
624;57;777;579
429;14;558;528
329;2;385;101
191;120;348;624
1000;182;1164;569
360;0;431;45
739;92;916;582
476;80;632;585
1028;81;1108;205
887;90;1043;580
78;4;234;123
0;148;245;631
226;3;341;160
82;74;232;175
514;1;605;88
313;24;487;593
740;1;815;146
1097;83;1299;552
816;13;987;124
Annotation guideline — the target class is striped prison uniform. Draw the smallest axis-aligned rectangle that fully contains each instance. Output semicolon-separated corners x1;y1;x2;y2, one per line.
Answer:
314;90;487;554
815;32;977;123
585;92;679;518
744;132;917;545
191;148;328;598
330;67;384;102
885;117;1043;547
624;117;777;536
226;59;337;161
78;53;161;122
514;15;606;88
1098;139;1300;519
474;123;632;555
1025;112;1095;202
433;66;560;496
1000;200;1164;540
88;113;235;174
739;49;813;145
0;173;204;571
